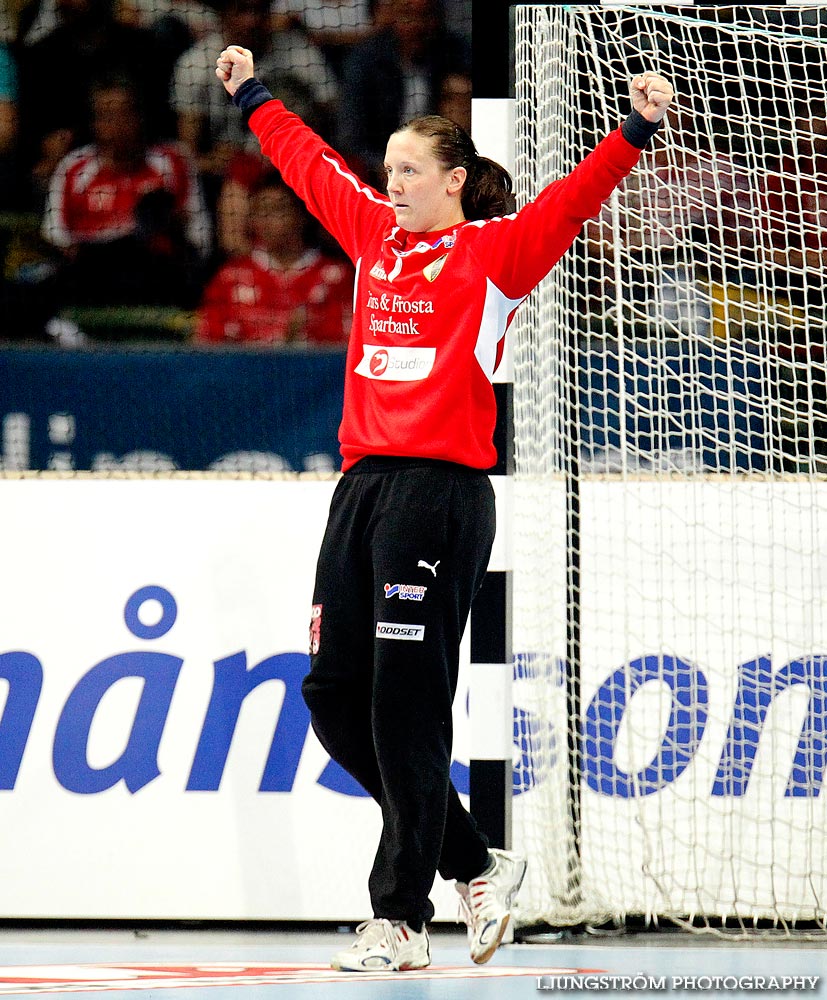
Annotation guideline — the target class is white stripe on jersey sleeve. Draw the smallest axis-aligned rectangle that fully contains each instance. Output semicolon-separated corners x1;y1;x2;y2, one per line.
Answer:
321;152;392;208
474;277;525;381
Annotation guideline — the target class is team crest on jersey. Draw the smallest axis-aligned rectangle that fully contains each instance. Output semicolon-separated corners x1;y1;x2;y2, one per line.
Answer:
423;253;448;282
369;261;388;280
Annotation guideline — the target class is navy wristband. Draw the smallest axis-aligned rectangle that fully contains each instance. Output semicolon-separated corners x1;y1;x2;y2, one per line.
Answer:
232;77;274;122
621;108;662;149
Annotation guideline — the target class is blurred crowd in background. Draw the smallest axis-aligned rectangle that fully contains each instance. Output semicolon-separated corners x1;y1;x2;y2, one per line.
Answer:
3;3;826;476
0;0;472;346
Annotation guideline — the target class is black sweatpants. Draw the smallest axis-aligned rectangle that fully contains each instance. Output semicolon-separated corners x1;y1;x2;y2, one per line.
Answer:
301;456;495;929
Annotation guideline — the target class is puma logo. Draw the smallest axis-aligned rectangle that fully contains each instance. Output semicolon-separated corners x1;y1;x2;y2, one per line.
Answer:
417;559;440;577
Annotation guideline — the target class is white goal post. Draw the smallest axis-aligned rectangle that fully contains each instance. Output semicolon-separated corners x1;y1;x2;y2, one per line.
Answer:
511;4;827;935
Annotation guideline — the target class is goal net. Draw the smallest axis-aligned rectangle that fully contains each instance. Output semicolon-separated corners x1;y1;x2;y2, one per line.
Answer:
512;4;827;935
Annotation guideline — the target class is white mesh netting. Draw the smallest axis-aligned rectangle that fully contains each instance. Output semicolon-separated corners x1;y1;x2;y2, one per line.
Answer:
512;4;827;936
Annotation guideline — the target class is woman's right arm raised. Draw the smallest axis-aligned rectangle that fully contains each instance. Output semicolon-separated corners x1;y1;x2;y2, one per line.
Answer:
215;45;391;262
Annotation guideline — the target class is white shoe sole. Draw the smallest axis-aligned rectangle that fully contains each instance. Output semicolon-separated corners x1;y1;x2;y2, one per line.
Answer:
471;912;510;965
331;957;430;972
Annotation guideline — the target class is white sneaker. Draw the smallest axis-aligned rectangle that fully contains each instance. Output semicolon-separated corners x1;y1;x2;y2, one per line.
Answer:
330;918;430;972
456;848;527;964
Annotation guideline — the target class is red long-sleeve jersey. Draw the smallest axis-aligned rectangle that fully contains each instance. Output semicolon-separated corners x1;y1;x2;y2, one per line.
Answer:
248;99;646;471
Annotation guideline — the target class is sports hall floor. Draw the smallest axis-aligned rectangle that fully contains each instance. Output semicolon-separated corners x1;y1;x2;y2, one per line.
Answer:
0;924;822;999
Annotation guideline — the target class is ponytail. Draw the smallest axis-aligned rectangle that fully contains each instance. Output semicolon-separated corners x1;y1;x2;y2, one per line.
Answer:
462;156;515;221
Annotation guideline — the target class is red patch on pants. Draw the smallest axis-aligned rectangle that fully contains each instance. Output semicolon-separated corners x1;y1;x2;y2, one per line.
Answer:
309;604;322;655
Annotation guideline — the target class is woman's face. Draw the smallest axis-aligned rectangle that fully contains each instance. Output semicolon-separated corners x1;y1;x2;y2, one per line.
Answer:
383;130;466;233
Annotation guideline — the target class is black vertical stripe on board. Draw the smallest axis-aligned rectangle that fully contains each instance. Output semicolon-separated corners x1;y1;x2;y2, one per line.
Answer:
469;760;512;850
472;1;515;99
470;570;512;849
491;381;514;477
470;570;509;665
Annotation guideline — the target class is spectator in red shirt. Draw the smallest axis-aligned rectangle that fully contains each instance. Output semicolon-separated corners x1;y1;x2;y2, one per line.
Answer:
766;103;827;299
16;0;171;205
195;174;353;344
42;77;210;308
764;103;827;462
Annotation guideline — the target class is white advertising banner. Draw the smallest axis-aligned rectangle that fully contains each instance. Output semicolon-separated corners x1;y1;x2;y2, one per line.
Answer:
0;477;496;921
5;476;822;922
